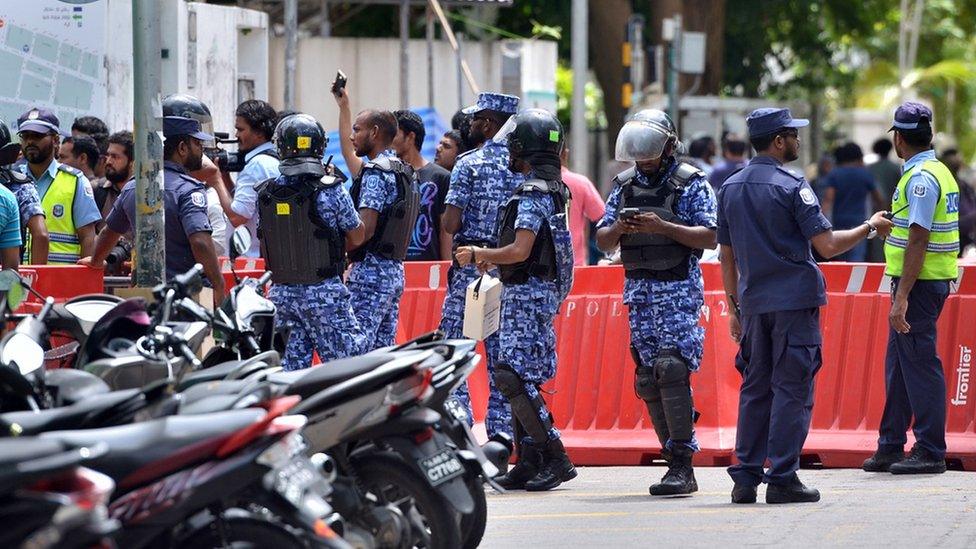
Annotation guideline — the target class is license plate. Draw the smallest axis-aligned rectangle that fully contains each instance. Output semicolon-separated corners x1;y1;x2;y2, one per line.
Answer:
418;448;464;487
272;457;329;507
445;398;469;422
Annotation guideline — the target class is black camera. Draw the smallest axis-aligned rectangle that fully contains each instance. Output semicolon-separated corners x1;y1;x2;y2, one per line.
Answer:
207;132;247;172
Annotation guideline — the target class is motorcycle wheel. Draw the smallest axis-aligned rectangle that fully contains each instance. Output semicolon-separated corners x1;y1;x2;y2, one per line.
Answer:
460;476;488;549
181;515;304;548
354;453;462;549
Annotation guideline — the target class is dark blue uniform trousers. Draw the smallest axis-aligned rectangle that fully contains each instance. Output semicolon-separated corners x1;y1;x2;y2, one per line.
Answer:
878;279;950;458
728;308;822;486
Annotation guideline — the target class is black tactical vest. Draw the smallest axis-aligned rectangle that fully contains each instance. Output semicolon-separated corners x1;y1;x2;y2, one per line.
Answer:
348;157;420;262
497;179;569;285
256;175;345;285
617;162;704;281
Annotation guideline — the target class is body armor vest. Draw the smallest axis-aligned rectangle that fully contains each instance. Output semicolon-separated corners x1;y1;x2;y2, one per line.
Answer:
617;162;704;281
257;175;345;285
349;157;420;262
497;179;569;285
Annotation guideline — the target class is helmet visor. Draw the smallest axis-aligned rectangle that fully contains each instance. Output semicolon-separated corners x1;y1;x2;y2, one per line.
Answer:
492;116;517;146
614;120;672;161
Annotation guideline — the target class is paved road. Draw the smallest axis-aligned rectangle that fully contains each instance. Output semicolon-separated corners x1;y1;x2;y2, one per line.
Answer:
482;466;976;548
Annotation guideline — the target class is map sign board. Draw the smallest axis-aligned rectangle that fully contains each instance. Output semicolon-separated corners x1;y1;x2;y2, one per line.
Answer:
0;0;107;131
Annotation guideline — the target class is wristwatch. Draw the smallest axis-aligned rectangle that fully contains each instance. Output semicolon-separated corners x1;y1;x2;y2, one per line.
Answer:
864;221;878;240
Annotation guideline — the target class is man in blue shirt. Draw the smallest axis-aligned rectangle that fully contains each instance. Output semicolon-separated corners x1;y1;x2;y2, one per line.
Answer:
820;142;886;261
718;108;892;504
17;108;101;264
208;100;281;258
0;118;47;264
81;117;225;305
0;184;22;270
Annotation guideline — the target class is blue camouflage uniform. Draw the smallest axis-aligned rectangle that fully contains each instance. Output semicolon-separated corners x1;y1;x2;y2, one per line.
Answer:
2;175;43;262
597;161;717;452
441;91;522;439
497;172;574;443
719;108;830;488
348;149;405;350
268;174;366;370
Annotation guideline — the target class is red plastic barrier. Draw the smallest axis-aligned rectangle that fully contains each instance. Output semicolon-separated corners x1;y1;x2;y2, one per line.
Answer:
19;265;105;305
219;257;266;272
396;261;976;469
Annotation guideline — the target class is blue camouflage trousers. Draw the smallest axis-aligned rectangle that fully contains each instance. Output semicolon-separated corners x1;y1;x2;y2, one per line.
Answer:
347;256;405;351
498;281;561;443
271;280;366;371
440;264;512;440
626;277;705;451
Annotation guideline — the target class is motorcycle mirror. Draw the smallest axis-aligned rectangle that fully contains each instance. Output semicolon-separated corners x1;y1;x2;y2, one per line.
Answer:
0;270;25;310
231;226;252;258
0;333;44;377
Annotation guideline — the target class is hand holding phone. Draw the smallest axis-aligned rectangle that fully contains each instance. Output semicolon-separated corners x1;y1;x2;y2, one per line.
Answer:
331;70;347;96
620;207;642;219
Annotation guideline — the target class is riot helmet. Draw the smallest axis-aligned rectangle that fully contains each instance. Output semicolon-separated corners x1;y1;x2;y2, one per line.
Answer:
0;118;19;166
274;113;327;177
504;108;564;159
615;109;678;162
162;93;216;147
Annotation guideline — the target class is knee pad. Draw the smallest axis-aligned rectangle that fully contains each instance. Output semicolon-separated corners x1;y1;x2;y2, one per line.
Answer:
634;365;660;402
653;350;691;388
493;363;526;400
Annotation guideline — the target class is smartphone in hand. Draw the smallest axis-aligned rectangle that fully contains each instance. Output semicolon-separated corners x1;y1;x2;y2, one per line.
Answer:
331;70;347;95
620;207;642;219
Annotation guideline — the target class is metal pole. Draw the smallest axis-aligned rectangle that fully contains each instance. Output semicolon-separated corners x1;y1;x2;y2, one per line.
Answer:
570;0;588;175
400;0;410;109
668;14;682;135
284;0;298;109
319;0;332;37
456;33;464;109
426;5;435;109
131;0;165;286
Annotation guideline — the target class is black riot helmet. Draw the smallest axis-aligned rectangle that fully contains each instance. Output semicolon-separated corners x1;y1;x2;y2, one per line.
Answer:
274;113;328;177
616;109;678;161
162;93;216;147
0;118;19;166
504;108;564;159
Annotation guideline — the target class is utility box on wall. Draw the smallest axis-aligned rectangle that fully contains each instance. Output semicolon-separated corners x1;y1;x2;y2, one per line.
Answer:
0;0;268;134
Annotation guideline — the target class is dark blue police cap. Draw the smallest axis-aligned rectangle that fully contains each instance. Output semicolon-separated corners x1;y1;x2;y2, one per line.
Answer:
17;107;63;136
746;108;809;139
889;101;933;132
163;116;213;141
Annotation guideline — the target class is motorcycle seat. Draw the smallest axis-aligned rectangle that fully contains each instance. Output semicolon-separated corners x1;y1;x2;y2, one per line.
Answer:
1;389;141;436
268;355;393;398
40;408;264;489
0;437;67;468
178;356;272;390
44;368;112;406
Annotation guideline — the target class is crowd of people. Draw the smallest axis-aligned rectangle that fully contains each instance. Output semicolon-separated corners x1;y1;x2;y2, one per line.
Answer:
0;86;964;503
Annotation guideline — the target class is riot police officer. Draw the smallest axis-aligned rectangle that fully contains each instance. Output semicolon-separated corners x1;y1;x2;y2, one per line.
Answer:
595;110;718;496
258;114;367;370
346;110;420;350
456;108;575;492
441;91;522;442
0;118;48;264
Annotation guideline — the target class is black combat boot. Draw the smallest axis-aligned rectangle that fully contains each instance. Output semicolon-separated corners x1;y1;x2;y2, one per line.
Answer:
495;440;543;490
731;483;758;504
524;439;577;491
888;444;947;475
765;474;821;504
649;447;698;496
862;447;905;472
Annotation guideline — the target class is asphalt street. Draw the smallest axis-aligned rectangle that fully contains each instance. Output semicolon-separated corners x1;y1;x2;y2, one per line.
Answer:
481;466;976;548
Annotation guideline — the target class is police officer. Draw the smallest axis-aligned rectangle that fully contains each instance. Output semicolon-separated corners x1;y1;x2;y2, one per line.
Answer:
862;102;958;475
456;108;575;491
718;108;892;504
0;118;48;264
17;108;101;264
257;114;367;370
345;109;419;350
81;117;226;305
440;92;522;442
595;109;718;496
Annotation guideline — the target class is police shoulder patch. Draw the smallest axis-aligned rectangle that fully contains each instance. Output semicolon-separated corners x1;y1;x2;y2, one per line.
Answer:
190;191;206;208
912;183;927;198
799;187;817;205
